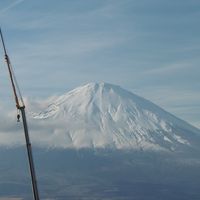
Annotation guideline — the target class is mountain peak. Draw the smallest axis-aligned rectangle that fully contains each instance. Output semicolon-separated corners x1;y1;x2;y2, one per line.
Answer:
32;82;200;151
69;82;123;97
83;81;117;88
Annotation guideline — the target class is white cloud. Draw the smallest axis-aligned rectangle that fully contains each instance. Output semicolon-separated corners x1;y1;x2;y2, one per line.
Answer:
0;105;24;146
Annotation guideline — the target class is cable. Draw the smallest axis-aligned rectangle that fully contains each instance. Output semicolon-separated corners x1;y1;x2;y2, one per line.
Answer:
9;57;25;107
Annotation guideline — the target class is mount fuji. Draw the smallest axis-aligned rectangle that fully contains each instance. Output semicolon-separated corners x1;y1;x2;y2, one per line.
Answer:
31;82;200;152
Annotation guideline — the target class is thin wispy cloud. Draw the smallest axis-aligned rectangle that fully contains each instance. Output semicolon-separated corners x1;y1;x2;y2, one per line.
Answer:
0;0;25;15
145;63;189;76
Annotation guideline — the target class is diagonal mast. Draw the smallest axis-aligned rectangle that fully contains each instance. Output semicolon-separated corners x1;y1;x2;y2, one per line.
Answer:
0;28;40;200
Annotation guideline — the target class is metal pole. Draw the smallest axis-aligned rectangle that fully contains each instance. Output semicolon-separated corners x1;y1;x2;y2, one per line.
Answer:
20;106;40;200
0;28;40;200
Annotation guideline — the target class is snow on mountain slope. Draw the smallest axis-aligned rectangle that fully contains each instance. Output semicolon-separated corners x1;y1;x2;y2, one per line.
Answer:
31;82;200;151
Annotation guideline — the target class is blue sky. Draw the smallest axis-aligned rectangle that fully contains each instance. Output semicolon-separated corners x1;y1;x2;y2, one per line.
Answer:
0;0;200;128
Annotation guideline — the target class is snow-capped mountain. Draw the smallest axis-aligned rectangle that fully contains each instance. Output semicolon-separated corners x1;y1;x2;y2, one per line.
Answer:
32;82;200;151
